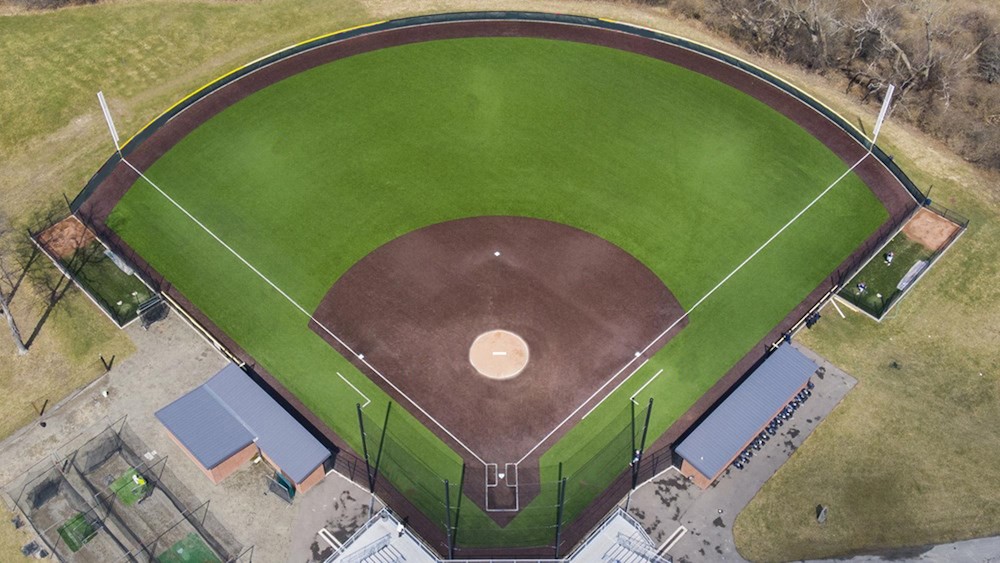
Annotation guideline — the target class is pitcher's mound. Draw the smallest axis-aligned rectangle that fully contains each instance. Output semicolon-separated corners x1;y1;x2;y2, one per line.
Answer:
470;330;529;380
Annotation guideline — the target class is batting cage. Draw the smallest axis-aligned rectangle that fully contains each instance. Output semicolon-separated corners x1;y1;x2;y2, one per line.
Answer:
6;418;250;562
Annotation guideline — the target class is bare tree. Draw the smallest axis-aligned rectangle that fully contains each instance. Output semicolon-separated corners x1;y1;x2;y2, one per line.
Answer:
0;217;28;355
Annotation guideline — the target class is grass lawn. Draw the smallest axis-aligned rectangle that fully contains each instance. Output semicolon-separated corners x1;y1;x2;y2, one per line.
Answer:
839;233;934;318
0;507;35;563
56;513;95;553
105;36;886;543
156;532;220;563
734;134;1000;559
109;467;149;506
0;279;134;439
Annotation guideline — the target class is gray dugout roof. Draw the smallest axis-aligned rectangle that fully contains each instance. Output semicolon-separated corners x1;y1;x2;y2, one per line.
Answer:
675;345;817;480
156;363;329;483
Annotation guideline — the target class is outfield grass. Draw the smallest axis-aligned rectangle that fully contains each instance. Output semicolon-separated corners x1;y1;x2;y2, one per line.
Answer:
105;36;886;542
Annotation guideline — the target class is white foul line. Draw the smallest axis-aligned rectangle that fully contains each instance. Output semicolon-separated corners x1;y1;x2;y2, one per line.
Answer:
573;359;646;421
120;158;487;466
518;150;873;464
630;369;664;404
337;372;370;408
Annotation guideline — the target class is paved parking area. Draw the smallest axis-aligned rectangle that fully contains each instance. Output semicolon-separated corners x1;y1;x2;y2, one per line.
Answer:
626;343;857;562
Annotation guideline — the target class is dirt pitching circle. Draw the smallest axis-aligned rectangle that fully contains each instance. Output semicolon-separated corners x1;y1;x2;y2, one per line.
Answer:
469;330;530;380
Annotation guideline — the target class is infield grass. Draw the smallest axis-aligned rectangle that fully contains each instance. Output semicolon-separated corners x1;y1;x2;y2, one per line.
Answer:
105;36;886;543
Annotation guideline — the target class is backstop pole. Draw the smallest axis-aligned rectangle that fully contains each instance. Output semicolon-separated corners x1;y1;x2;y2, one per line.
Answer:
632;398;654;490
356;403;374;492
444;479;454;559
371;402;392;489
554;462;566;558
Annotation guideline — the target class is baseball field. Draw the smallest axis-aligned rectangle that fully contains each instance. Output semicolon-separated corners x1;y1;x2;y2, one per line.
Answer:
81;17;903;549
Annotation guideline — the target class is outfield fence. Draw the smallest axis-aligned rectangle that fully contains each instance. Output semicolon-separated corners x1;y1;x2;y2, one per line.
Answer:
70;12;931;215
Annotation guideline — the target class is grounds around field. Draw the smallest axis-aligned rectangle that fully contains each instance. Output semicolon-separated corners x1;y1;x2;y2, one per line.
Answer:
735;140;1000;559
2;0;998;560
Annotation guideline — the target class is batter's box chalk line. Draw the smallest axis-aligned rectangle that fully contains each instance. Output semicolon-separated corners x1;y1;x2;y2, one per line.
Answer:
485;462;520;512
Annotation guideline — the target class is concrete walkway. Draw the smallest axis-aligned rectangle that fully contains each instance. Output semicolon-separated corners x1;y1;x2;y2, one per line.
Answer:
805;535;1000;563
626;343;857;563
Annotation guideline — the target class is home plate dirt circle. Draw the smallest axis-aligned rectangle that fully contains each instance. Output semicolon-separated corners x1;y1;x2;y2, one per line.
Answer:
469;330;530;380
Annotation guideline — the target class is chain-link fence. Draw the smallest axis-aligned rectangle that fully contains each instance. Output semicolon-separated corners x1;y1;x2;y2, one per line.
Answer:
343;400;660;557
6;418;250;562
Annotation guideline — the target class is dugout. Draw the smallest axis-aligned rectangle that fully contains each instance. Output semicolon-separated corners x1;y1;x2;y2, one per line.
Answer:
675;345;817;488
156;363;330;495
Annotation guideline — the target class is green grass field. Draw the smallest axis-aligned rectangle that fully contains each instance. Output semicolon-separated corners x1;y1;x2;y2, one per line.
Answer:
839;233;933;318
56;513;95;553
104;36;886;543
68;242;154;325
155;532;220;563
109;467;149;506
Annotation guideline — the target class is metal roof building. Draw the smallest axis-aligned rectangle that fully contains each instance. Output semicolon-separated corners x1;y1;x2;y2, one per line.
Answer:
156;363;330;493
675;344;817;487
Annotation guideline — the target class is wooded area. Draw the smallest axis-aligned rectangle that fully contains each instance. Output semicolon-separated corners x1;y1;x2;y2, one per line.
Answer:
652;0;1000;170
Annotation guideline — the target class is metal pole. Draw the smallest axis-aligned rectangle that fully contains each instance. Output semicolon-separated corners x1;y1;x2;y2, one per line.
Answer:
97;91;122;155
554;476;567;558
633;398;654;490
630;400;637;463
356;403;374;492
630;399;638;488
444;479;454;559
371;402;392;490
869;84;895;148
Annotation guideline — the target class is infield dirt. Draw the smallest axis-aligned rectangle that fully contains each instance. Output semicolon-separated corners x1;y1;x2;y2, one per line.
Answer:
309;216;686;464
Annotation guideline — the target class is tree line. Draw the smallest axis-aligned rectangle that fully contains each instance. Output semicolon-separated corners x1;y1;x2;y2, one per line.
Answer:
647;0;1000;170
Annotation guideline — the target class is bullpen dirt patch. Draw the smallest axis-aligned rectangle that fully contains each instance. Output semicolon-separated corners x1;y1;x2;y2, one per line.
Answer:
903;207;961;251
310;216;687;464
36;216;96;259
